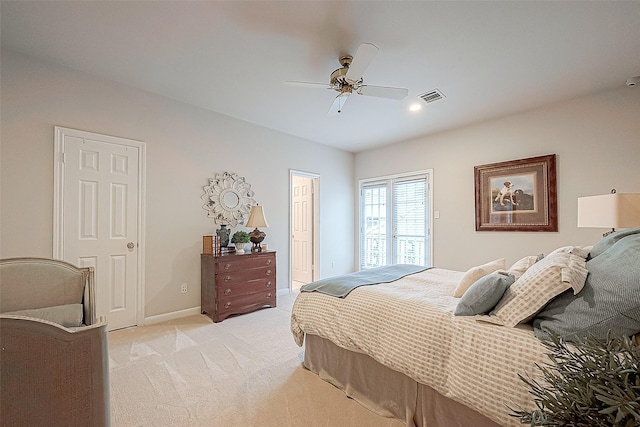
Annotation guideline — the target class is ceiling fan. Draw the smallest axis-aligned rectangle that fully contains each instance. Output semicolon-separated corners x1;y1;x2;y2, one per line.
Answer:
286;43;409;115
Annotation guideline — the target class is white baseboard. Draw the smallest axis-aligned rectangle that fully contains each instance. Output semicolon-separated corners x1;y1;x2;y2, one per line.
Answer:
143;288;292;325
277;288;291;297
144;306;201;325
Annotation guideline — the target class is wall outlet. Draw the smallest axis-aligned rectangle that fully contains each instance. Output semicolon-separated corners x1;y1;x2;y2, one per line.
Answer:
180;283;188;294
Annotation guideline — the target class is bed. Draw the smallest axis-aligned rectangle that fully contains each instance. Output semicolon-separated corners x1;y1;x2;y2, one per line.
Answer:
290;229;640;427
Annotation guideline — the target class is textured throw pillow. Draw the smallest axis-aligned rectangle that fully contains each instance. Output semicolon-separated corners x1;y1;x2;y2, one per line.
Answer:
453;258;505;298
487;252;587;327
3;303;84;327
534;232;640;342
548;245;592;259
588;228;640;259
503;255;539;280
455;272;515;316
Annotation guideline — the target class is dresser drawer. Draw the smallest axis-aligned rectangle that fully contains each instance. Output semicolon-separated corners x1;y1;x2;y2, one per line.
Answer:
217;291;276;319
216;254;275;273
217;266;275;285
217;278;274;299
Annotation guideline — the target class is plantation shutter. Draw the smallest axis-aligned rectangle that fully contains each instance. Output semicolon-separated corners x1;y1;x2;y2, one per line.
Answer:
392;177;427;265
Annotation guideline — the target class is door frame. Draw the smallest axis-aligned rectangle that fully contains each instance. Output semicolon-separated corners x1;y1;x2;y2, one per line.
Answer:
289;169;319;291
53;126;147;327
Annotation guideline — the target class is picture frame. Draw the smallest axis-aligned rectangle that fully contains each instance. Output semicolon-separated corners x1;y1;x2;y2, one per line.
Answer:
474;154;557;232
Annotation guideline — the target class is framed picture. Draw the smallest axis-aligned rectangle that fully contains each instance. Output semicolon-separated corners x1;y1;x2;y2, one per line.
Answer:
474;154;557;232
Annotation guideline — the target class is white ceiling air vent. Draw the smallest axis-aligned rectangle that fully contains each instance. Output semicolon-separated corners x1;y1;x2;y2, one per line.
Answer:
418;89;445;104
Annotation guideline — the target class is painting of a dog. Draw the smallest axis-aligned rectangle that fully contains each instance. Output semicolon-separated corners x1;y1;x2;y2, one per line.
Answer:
494;181;518;206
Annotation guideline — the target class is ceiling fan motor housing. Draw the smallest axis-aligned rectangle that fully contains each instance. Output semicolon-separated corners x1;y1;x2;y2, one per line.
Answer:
330;55;356;91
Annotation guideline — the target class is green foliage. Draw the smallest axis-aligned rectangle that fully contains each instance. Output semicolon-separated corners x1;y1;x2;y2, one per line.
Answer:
510;333;640;426
231;230;250;243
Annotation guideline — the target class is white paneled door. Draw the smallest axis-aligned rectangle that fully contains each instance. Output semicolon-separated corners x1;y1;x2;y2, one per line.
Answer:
292;173;316;284
54;127;144;331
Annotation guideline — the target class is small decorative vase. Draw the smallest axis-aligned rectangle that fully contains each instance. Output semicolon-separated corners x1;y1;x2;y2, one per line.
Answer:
216;224;230;247
234;243;245;255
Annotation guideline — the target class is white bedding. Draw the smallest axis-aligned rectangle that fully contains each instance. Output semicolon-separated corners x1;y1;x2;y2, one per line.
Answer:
290;268;549;427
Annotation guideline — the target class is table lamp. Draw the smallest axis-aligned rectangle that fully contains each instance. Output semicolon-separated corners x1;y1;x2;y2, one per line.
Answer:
246;205;269;252
577;189;640;237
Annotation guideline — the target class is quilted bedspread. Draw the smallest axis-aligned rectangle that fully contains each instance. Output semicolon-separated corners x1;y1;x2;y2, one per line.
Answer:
290;268;549;427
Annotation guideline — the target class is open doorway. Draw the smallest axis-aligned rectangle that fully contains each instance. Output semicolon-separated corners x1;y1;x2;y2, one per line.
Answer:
290;170;319;291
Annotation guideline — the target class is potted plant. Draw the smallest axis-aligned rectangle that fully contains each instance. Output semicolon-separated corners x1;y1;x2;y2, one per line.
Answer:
510;333;640;426
231;231;250;254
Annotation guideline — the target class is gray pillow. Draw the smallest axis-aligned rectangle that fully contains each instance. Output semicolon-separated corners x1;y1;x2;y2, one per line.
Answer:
588;227;640;259
534;232;640;342
3;303;84;327
455;272;515;316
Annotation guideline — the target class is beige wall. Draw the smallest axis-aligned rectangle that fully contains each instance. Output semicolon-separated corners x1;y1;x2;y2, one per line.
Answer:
355;86;640;270
0;50;355;319
3;48;639;321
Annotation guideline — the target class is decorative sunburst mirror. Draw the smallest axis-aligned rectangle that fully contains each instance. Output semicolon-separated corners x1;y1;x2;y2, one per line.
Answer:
201;172;255;227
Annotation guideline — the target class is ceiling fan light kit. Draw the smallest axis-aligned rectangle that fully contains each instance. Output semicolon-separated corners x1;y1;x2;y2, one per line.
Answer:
286;42;409;115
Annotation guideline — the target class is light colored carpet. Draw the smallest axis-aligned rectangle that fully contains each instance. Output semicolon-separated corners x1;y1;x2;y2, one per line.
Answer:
108;292;403;427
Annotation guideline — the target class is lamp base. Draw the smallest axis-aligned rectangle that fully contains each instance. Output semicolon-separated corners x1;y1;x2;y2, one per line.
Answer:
249;228;266;252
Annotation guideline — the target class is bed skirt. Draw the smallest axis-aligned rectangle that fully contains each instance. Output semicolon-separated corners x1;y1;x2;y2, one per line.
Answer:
303;334;501;427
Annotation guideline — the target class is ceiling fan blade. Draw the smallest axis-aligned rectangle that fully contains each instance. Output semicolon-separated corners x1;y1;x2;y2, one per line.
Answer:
357;85;408;100
345;43;379;83
284;80;331;89
328;94;350;116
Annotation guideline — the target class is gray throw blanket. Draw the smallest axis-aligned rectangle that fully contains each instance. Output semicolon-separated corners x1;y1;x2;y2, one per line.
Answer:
300;264;430;298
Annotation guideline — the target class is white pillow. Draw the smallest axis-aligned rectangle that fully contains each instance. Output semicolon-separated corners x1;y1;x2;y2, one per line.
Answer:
503;255;540;280
453;258;505;297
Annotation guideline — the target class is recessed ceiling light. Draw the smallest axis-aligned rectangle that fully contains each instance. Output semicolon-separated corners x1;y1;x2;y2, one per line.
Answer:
409;103;422;112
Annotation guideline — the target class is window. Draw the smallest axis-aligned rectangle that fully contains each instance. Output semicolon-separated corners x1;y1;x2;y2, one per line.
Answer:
359;171;432;269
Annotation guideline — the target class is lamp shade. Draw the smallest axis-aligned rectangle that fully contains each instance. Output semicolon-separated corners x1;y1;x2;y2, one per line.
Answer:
577;193;640;228
246;205;269;228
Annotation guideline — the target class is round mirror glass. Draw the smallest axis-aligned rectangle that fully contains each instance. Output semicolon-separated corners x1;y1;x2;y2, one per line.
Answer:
222;191;240;209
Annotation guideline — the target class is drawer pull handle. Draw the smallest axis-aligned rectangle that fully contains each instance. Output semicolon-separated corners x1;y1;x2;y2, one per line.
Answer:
266;269;272;276
267;293;272;298
265;281;272;287
224;288;232;295
266;259;272;265
224;302;231;309
224;263;232;271
224;275;232;282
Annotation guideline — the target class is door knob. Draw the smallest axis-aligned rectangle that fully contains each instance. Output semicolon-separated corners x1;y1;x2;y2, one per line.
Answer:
127;242;135;249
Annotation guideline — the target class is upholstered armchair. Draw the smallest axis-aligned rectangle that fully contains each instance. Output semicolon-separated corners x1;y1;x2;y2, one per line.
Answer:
0;257;110;426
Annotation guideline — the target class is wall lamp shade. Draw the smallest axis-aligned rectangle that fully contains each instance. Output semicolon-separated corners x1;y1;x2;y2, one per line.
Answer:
577;193;640;234
246;205;269;252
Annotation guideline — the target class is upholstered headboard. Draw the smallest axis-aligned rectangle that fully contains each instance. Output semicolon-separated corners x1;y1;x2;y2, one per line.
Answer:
0;257;96;325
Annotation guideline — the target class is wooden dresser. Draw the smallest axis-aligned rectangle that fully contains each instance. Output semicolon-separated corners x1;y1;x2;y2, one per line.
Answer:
201;250;276;322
